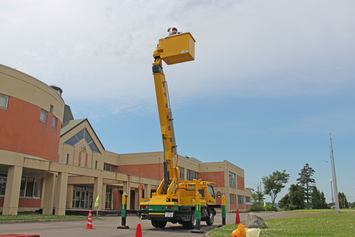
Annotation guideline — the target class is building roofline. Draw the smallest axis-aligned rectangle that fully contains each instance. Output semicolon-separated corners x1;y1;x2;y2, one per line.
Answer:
60;118;105;151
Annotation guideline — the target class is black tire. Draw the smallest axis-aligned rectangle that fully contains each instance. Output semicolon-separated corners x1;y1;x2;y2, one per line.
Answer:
187;215;196;229
182;221;189;229
157;221;167;228
151;220;159;228
206;209;214;226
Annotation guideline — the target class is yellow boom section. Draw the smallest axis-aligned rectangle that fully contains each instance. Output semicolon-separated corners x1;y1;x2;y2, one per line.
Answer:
152;32;195;195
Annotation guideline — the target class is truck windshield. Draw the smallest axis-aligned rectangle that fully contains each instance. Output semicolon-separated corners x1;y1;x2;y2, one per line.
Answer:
208;184;215;199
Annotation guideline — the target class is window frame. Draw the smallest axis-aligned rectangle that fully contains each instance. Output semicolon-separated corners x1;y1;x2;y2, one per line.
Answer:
0;94;9;110
230;194;235;205
178;166;185;180
52;116;57;129
229;172;236;189
40;109;47;123
238;195;245;205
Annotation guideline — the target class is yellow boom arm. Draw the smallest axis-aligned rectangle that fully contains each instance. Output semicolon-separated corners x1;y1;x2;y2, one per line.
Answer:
152;33;195;195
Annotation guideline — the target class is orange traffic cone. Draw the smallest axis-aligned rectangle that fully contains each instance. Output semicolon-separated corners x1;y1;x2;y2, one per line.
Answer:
235;209;241;224
83;210;96;229
135;223;142;237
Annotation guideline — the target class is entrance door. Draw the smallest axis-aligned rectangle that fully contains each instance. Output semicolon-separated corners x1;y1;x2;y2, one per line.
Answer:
72;185;93;209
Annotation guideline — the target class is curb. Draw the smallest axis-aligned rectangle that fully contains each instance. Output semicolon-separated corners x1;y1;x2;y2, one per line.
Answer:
0;218;87;224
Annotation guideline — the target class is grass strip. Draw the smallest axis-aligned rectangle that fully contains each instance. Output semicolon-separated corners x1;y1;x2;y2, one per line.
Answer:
0;212;86;222
209;210;355;237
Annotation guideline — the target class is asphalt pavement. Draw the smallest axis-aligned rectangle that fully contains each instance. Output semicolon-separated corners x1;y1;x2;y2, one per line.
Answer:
0;211;300;237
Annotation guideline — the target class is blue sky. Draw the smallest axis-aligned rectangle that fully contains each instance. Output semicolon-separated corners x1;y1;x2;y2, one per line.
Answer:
1;0;354;203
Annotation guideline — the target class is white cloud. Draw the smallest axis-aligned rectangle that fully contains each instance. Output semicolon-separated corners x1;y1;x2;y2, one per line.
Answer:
1;0;354;109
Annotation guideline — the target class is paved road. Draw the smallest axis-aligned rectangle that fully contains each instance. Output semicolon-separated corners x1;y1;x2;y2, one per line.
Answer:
0;211;306;237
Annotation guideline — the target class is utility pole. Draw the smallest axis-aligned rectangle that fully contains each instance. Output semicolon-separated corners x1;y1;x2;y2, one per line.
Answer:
330;179;334;209
329;133;340;213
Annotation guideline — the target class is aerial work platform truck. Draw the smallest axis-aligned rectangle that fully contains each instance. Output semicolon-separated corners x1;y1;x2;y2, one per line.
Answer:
139;33;220;229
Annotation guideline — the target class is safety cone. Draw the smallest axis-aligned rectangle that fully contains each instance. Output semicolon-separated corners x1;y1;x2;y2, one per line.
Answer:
135;223;142;237
83;210;96;229
235;209;241;224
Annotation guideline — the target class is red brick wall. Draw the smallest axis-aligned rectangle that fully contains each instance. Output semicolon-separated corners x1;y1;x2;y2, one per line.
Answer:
198;171;224;187
0;97;61;162
237;175;244;190
0;197;41;208
116;163;164;180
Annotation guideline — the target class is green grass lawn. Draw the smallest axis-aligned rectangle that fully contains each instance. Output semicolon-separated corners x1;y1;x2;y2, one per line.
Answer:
209;209;355;236
0;212;86;222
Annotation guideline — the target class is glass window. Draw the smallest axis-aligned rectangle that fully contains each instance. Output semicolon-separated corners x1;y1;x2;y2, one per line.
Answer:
238;195;244;205
50;105;53;113
64;128;100;153
52;117;57;129
230;194;235;205
187;169;198;181
66;154;69;164
40;109;47;123
104;163;117;172
229;172;236;189
0;94;9;109
20;178;26;197
178;166;185;180
245;196;251;203
25;178;34;197
0;178;6;195
33;178;42;198
208;184;215;199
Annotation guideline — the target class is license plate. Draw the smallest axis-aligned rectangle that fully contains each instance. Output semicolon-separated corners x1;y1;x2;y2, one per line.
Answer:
165;212;174;218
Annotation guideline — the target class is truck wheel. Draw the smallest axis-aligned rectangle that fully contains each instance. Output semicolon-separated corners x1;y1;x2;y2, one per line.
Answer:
151;220;159;228
182;221;189;229
157;221;167;228
187;215;196;229
206;209;214;226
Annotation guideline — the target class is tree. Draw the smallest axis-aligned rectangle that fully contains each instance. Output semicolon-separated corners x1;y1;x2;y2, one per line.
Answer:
278;184;305;210
289;184;305;209
278;193;289;209
311;186;328;209
338;192;349;208
297;163;315;209
262;170;290;204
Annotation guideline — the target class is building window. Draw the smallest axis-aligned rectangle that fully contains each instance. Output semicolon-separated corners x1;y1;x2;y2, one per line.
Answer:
245;196;251;203
64;128;100;153
229;172;236;188
238;195;244;205
104;163;117;172
19;177;42;198
52;117;57;129
0;177;6;195
0;94;9;109
40;109;47;123
50;105;53;113
66;154;69;164
187;169;198;181
178;166;185;180
230;194;235;205
95;161;98;169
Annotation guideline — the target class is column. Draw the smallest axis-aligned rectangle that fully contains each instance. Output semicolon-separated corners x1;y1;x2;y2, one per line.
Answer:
42;172;55;215
55;172;68;215
2;166;23;215
102;183;107;210
144;183;151;199
93;176;103;210
123;180;131;210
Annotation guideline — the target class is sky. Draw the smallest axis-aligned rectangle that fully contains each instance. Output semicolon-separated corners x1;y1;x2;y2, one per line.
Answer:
1;0;355;203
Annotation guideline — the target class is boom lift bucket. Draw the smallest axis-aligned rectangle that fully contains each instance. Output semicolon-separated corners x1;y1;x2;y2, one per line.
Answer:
155;32;196;65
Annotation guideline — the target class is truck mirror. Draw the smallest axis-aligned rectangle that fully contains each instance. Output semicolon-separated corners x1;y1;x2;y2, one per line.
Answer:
217;191;221;198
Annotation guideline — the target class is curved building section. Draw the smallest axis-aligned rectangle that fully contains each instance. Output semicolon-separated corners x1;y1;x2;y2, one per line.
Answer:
0;64;64;161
